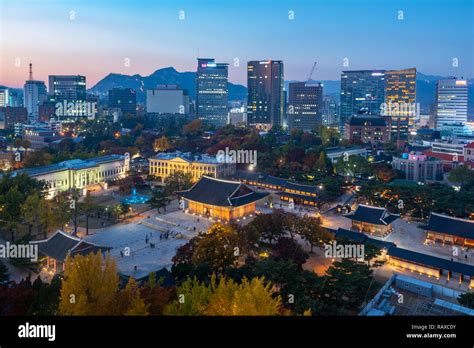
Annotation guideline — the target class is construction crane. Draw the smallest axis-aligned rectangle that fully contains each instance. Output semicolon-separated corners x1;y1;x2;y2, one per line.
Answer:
306;61;317;83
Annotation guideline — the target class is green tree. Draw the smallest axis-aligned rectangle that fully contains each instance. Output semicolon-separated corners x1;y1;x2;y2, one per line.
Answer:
164;171;193;195
458;293;474;309
80;191;95;235
147;189;170;213
448;165;474;188
322;260;374;314
164;277;212;315
21;193;50;238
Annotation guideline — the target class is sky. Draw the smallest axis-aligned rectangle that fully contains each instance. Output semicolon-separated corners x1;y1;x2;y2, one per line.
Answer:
0;0;473;88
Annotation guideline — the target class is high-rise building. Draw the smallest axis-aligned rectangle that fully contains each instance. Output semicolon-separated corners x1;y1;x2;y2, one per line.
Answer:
383;68;417;141
7;89;22;107
247;60;284;130
322;96;339;126
435;78;468;129
196;58;228;127
146;85;190;115
24;64;47;119
287;82;323;131
48;75;86;102
108;88;137;115
0;107;28;129
0;88;8;107
340;70;385;133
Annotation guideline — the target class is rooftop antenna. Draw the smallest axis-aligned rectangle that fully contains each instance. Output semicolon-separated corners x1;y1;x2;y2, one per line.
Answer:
29;62;33;81
197;48;200;59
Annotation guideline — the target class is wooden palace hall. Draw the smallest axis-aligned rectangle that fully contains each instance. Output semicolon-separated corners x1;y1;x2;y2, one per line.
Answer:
177;176;269;221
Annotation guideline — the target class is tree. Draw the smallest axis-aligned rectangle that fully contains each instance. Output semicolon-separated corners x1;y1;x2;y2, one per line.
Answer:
165;276;283;316
0;260;9;284
458;293;474;309
164;171;193;195
372;163;397;183
164;277;212;315
183;119;203;136
147;189;170;213
153;136;171;152
80;191;95;235
448;165;474;188
297;215;331;252
23;150;53;168
248;210;286;245
119;278;149;316
272;237;309;269
21;193;50;239
205;277;282;316
321;259;373;313
192;224;239;273
0;173;47;241
59;252;119;315
112;203;130;221
48;191;73;233
314;151;328;174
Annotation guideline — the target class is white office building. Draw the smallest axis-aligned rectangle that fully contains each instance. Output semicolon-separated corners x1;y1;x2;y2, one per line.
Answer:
146;85;190;115
435;78;468;129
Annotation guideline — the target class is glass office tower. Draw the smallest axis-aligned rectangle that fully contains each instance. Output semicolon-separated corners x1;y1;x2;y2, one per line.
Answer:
196;58;228;127
247;60;284;130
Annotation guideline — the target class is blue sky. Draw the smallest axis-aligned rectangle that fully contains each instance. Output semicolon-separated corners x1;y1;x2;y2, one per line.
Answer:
1;0;473;87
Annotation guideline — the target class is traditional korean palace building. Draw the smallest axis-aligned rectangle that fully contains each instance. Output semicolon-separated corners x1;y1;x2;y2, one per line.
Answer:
345;204;399;237
14;154;129;198
232;170;320;206
149;151;236;183
178;176;268;221
326;227;474;288
31;230;111;274
420;213;474;247
387;247;474;288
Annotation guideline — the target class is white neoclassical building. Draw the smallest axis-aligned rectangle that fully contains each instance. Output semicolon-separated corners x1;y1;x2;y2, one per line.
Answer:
14;153;130;198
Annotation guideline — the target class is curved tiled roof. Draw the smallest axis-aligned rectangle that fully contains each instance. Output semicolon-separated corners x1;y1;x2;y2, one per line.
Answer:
345;204;399;225
32;230;111;262
178;176;269;207
420;213;474;239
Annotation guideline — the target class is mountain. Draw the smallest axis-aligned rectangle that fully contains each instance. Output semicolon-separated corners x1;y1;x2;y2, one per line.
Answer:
90;69;473;118
88;67;247;103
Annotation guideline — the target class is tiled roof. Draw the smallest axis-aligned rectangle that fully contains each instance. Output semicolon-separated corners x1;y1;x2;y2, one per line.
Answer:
31;230;111;262
388;246;474;277
178;176;268;207
345;204;399;226
333;228;396;249
420;213;474;240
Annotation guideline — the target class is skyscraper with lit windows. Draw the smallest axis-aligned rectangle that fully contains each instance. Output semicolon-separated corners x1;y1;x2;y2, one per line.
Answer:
435;78;468;129
196;58;228;127
384;68;417;141
340;70;385;133
247;60;284;130
288;82;323;131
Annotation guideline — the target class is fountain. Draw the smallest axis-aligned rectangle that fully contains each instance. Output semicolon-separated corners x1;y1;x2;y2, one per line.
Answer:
122;187;150;205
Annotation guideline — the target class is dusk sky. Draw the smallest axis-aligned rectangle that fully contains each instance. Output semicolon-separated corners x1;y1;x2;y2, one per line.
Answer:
0;0;473;89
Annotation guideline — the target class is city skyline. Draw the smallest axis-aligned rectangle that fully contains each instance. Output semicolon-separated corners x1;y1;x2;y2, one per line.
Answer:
1;0;473;88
